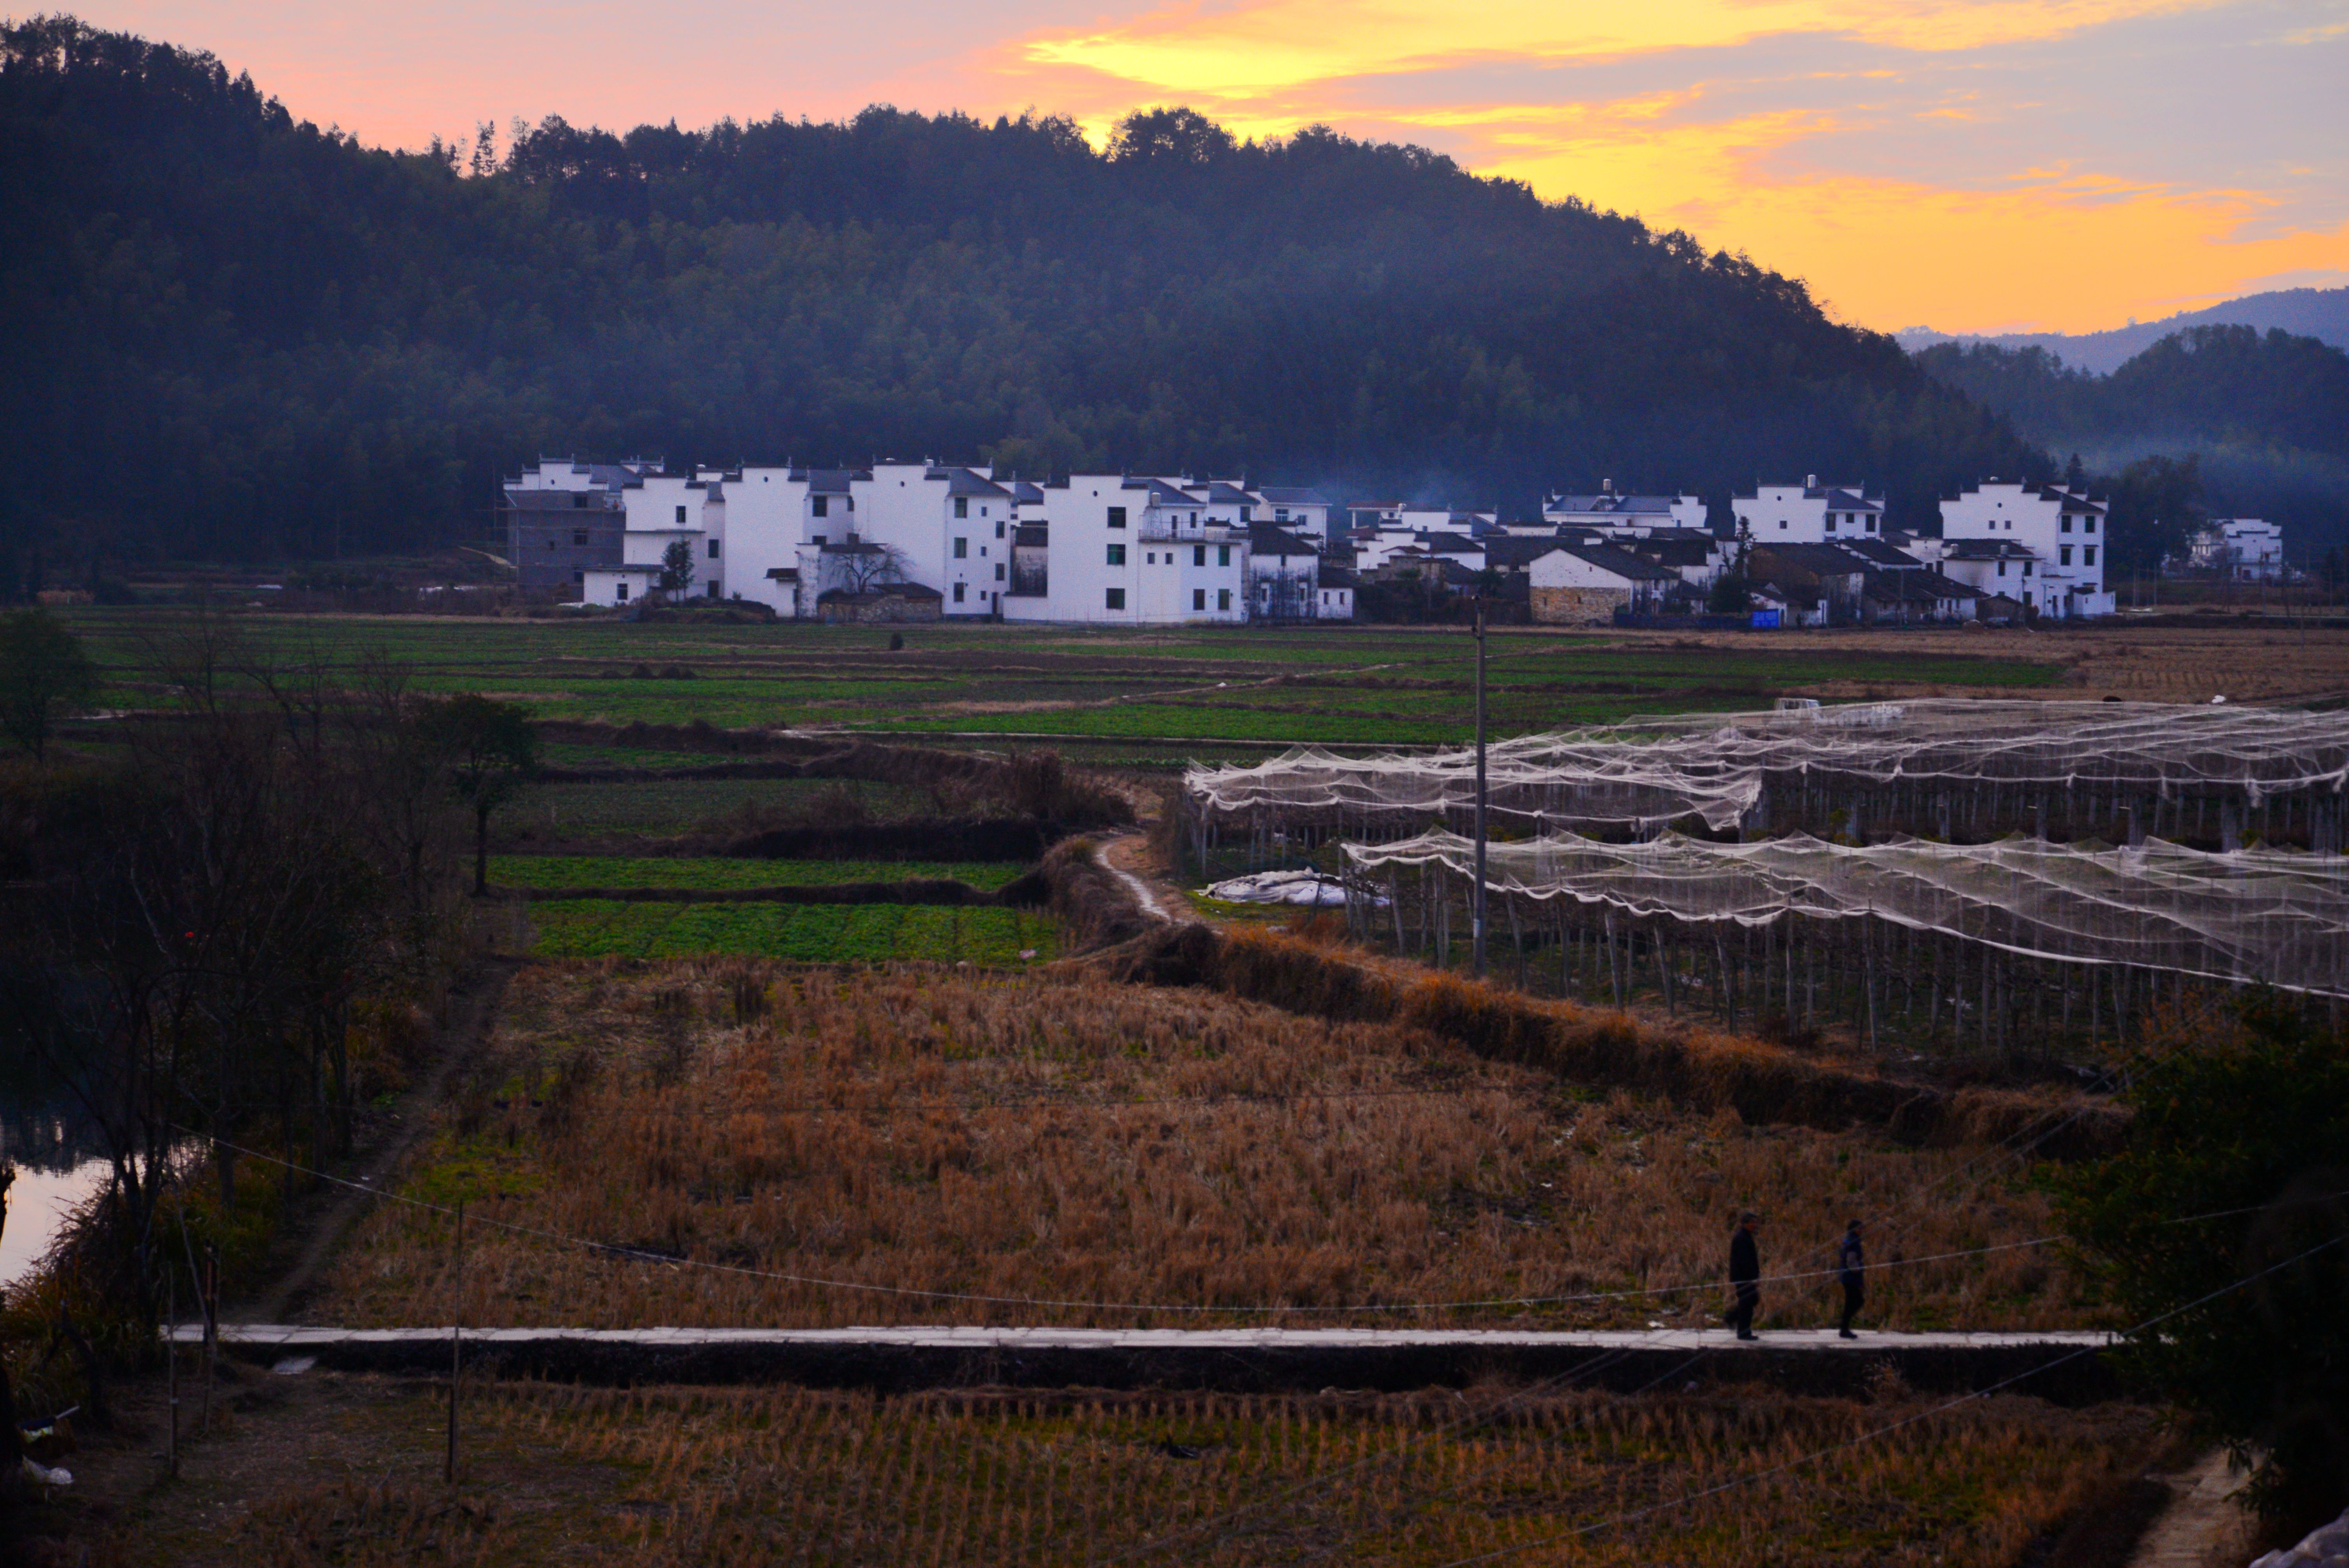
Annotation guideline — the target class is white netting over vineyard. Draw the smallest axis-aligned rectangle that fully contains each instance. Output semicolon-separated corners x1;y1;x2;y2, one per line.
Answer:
1189;701;2349;836
1344;829;2349;996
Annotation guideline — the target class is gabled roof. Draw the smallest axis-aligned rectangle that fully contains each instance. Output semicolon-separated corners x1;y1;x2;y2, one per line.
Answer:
1832;537;1921;568
797;468;866;493
1258;486;1331;506
1480;537;1569;569
1126;477;1203;507
929;467;1011;498
1753;543;1870;576
1416;532;1483;556
1002;479;1045;505
1317;562;1358;588
1632;538;1718;568
1247;524;1319;557
1941;539;2041;561
1201;481;1257;505
1543;493;1681;516
1545;544;1678;581
1820;488;1882;513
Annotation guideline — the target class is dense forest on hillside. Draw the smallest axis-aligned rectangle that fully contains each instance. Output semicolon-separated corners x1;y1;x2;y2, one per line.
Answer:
1915;328;2349;549
0;16;2039;577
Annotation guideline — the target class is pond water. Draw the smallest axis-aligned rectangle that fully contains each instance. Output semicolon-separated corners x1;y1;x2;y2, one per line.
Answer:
1;1157;112;1290
2;1094;117;1293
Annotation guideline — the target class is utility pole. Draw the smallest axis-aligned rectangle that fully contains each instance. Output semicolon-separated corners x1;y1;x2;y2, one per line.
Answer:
1472;593;1488;978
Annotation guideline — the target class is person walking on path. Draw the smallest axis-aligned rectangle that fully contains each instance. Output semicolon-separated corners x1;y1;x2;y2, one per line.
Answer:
1836;1219;1865;1339
1728;1212;1761;1340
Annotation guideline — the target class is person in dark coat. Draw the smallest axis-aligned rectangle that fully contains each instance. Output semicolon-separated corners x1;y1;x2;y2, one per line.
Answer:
1727;1212;1761;1340
1837;1219;1865;1339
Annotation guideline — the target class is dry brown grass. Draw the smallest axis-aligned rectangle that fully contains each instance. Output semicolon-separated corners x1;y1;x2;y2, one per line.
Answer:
316;963;2091;1332
190;1378;2164;1567
1094;924;2127;1156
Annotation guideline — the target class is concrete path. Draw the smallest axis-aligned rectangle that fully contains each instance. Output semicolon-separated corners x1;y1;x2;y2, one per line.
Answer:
186;1324;2121;1403
2130;1447;2257;1568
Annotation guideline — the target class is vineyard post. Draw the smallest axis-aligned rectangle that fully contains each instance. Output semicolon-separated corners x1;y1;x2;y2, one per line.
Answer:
1471;594;1488;979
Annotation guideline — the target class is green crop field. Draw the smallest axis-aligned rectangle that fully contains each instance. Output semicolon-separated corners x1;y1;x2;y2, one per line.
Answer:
492;855;1030;890
61;611;2060;750
527;900;1055;964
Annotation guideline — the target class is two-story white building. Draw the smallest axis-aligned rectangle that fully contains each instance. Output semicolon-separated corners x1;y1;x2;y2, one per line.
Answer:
1246;523;1325;621
1733;478;1886;544
584;471;726;607
1257;486;1339;545
1937;479;2114;618
2186;518;2284;580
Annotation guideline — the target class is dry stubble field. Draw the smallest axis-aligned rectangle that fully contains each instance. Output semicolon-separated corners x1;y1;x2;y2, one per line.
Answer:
318;962;2089;1333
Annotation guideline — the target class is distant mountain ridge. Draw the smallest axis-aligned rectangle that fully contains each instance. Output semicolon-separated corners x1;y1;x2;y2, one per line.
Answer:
1897;287;2349;376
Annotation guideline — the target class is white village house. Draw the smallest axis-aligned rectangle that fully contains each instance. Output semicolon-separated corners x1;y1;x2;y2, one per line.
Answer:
569;463;1355;625
2185;517;2284;580
1732;477;1886;544
1932;479;2115;619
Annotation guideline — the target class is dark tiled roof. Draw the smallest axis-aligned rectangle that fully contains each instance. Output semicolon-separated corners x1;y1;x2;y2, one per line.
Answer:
798;468;866;493
1258;486;1331;506
1012;523;1048;547
1821;488;1882;513
1247;524;1319;557
1832;537;1921;567
816;583;943;603
1480;537;1564;569
1753;543;1870;575
1543;493;1679;515
1549;544;1678;581
1417;532;1483;555
1940;539;2041;561
929;467;1011;498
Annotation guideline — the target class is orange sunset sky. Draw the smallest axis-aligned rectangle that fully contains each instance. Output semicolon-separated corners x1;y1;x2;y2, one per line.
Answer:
57;0;2349;334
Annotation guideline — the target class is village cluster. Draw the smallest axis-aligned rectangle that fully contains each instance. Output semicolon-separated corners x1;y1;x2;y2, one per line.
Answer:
502;460;2284;626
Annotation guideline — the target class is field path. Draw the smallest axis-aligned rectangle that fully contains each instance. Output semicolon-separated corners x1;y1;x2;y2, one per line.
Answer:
233;957;515;1325
2128;1447;2259;1568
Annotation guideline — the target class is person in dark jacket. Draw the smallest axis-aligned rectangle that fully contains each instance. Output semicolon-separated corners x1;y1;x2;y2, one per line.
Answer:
1837;1219;1865;1339
1728;1212;1761;1340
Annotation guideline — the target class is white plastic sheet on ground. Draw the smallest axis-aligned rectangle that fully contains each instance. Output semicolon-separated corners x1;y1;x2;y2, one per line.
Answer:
2249;1506;2349;1568
1190;701;2349;834
1201;870;1353;907
1344;829;2349;997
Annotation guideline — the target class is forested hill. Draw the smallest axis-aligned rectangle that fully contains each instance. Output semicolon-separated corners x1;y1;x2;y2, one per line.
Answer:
1914;328;2349;544
1;17;2031;574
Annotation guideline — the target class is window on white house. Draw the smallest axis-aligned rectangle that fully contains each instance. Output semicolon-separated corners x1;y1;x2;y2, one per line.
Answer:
1219;589;1231;611
1107;544;1126;566
1193;545;1206;567
2085;516;2097;533
2060;545;2073;565
993;563;1004;581
1218;545;1231;567
708;539;720;559
954;497;968;519
813;495;829;518
2061;516;2073;533
615;581;629;601
2084;547;2097;566
1105;588;1125;609
994;520;1004;539
953;583;965;603
1107;507;1127;529
572;529;589;546
1998;562;2007;576
1193;589;1206;611
954;538;968;559
674;505;687;524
